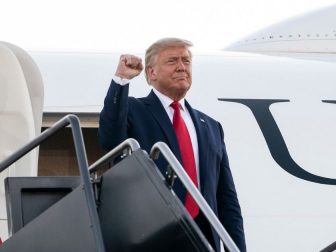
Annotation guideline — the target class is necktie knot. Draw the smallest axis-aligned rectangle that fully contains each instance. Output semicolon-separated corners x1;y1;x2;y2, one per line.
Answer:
170;101;180;111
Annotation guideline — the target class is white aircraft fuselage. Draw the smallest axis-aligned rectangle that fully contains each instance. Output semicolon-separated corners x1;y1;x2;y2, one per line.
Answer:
1;4;336;252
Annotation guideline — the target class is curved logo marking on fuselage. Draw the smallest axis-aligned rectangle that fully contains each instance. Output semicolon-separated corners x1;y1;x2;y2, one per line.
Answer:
219;98;336;185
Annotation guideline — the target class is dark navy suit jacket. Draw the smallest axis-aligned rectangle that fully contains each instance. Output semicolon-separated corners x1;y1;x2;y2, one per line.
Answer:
98;80;246;252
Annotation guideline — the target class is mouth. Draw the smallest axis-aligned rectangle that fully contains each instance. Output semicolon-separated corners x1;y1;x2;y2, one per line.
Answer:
173;75;188;80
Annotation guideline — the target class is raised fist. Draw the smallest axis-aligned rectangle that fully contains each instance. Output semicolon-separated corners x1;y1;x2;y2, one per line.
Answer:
115;54;143;80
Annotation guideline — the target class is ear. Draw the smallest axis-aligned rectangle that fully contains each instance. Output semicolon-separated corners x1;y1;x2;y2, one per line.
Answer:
146;66;157;82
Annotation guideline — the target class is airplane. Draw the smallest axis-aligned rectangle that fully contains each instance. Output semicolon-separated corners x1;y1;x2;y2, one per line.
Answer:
0;4;336;252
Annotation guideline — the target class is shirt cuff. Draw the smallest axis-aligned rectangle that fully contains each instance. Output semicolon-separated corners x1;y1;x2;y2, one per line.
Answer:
113;75;130;86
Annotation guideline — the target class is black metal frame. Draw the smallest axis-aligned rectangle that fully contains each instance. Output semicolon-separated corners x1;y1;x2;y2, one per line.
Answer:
89;138;140;175
0;114;105;252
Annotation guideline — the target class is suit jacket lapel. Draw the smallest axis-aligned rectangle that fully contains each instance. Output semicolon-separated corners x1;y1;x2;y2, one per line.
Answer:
143;92;209;197
143;90;182;162
185;100;209;194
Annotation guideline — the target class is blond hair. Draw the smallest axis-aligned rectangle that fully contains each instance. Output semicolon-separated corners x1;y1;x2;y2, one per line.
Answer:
145;38;193;84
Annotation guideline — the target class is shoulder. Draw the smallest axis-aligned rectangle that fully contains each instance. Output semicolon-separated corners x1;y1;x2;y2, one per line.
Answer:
193;107;221;126
126;96;152;116
192;107;225;136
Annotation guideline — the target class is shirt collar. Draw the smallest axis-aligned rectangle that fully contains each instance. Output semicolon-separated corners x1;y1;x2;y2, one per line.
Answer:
152;88;187;111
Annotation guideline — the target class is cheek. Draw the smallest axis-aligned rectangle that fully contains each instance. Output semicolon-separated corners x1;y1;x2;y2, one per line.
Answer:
188;71;192;80
187;67;192;76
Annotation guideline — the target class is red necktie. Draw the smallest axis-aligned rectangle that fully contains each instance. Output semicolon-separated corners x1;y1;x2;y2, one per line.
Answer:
171;101;199;218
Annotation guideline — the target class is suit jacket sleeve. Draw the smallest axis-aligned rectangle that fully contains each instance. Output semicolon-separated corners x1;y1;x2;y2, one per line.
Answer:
98;80;130;150
217;122;247;252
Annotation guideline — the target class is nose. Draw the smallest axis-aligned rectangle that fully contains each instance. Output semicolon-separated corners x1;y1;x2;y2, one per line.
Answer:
176;59;186;71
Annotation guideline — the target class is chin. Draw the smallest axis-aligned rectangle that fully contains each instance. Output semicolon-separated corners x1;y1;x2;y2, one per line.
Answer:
176;85;191;97
175;80;191;88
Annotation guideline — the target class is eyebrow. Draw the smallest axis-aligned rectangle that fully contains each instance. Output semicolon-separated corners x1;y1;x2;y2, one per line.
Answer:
165;55;191;60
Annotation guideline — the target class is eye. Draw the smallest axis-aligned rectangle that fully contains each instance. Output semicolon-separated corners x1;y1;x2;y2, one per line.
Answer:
167;58;176;64
183;58;191;64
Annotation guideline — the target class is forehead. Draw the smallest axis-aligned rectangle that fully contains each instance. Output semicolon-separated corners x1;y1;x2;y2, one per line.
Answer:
158;46;191;58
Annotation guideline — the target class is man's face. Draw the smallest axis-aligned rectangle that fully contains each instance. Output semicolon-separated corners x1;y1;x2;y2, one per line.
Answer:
147;46;192;100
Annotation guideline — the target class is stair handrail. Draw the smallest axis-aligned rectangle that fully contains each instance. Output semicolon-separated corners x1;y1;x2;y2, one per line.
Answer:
0;114;105;252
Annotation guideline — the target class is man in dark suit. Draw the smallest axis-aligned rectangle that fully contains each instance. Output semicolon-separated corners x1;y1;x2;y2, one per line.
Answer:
98;38;246;252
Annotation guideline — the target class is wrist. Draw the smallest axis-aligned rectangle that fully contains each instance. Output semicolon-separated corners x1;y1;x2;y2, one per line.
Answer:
115;71;130;79
113;75;130;86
